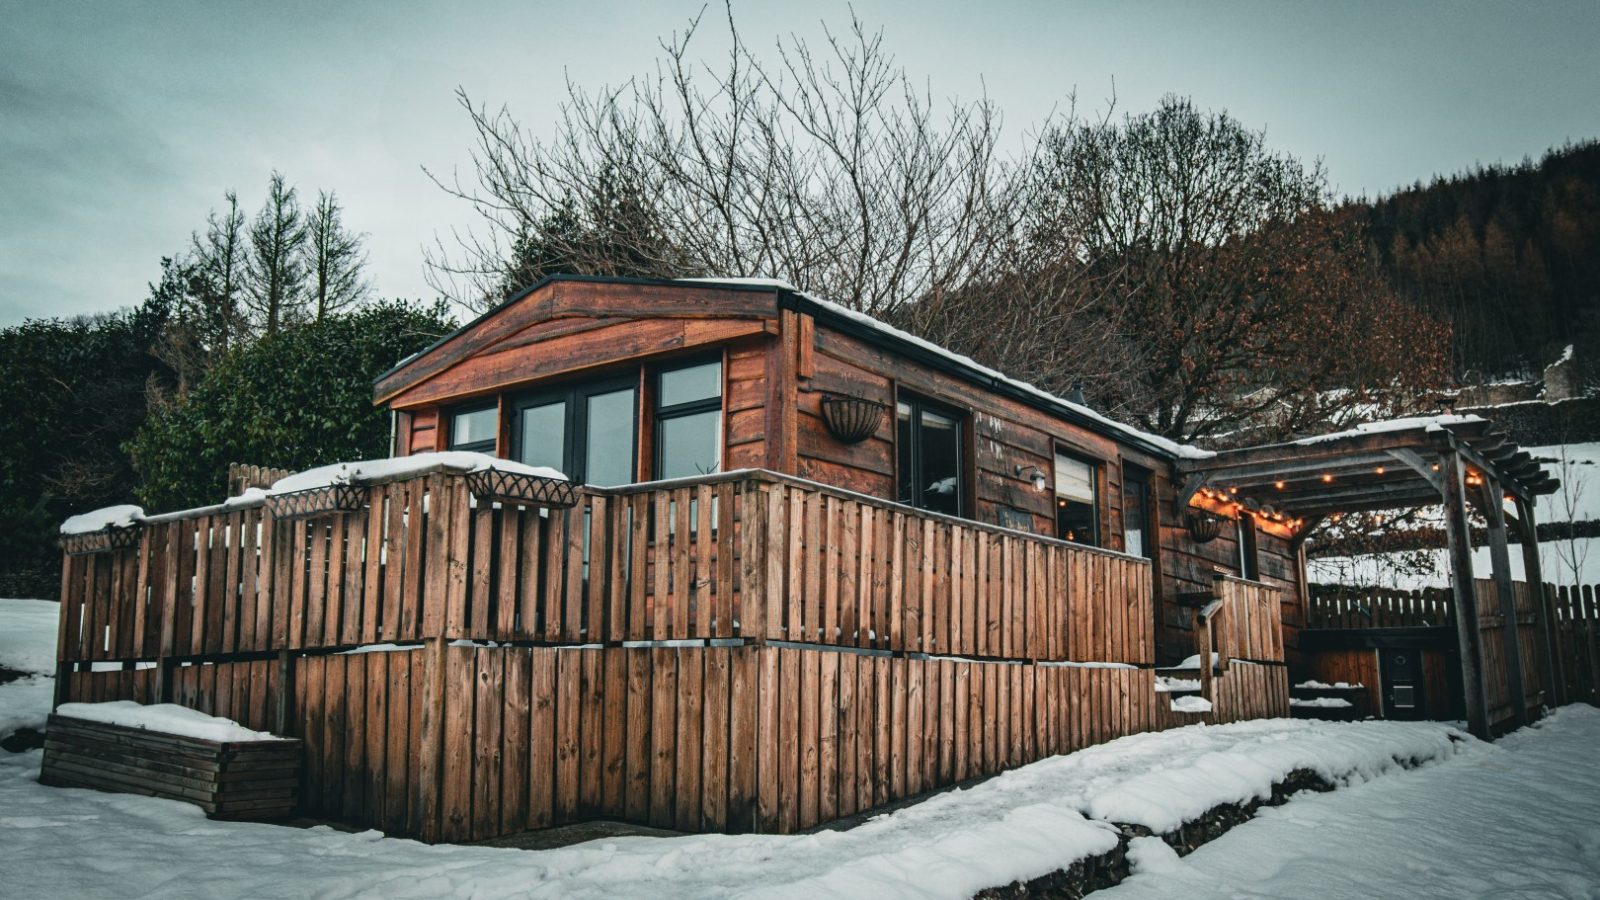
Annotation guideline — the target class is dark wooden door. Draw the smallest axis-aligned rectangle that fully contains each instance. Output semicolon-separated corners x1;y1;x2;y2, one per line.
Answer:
1381;648;1426;720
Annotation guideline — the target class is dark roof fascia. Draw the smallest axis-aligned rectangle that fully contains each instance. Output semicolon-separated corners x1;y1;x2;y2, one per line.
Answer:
775;289;1180;463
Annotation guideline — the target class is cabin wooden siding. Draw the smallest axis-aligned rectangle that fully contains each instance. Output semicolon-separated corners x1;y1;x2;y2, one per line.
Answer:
376;278;1306;666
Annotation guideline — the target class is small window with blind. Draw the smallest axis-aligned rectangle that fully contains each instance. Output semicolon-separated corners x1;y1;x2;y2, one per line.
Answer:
1054;451;1099;546
448;404;498;454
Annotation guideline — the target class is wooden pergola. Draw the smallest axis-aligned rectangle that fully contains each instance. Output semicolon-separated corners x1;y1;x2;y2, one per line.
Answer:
1176;415;1560;739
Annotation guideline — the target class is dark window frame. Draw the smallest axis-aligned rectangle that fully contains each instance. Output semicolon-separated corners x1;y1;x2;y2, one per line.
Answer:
653;355;724;480
1053;447;1101;547
447;402;499;454
509;372;639;485
895;391;967;517
1122;464;1154;559
1237;514;1260;580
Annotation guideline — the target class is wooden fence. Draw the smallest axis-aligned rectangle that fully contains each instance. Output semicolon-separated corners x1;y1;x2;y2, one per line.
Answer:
1307;585;1455;629
1305;580;1600;725
58;470;1153;668
1550;583;1600;706
55;466;1287;842
58;645;1285;842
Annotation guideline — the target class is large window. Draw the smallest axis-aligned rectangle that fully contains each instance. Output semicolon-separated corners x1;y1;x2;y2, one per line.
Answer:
511;376;637;485
655;358;722;479
448;403;498;454
1123;468;1151;558
896;396;964;516
1055;451;1098;546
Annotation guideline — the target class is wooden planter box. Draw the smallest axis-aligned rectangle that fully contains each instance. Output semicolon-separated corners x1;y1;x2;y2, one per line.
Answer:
40;714;302;820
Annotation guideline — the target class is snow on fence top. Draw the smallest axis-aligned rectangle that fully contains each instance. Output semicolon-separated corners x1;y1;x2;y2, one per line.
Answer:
59;504;144;536
55;701;290;743
678;277;1215;462
269;451;564;494
60;453;568;530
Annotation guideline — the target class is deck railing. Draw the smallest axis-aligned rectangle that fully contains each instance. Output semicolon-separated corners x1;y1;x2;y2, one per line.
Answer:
56;468;1155;675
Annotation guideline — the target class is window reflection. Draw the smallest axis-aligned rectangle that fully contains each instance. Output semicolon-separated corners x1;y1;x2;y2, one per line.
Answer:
655;358;722;480
897;397;964;516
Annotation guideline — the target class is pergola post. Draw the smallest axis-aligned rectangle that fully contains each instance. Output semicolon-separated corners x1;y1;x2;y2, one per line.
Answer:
1442;451;1491;740
1484;478;1528;728
1515;496;1563;706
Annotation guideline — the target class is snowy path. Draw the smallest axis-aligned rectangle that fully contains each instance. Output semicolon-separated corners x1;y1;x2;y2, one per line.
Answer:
1105;706;1600;900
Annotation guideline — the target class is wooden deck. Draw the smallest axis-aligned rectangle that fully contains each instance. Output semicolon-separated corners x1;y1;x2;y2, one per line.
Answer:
54;466;1291;842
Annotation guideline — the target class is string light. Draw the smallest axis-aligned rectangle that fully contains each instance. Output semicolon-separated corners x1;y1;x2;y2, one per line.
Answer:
1321;473;1334;484
1375;466;1386;475
1274;480;1286;490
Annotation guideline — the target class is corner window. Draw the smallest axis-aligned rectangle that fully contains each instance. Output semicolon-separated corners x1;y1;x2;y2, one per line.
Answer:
1237;515;1259;580
511;376;637;485
655;358;722;479
1124;469;1151;558
1055;451;1098;546
896;396;964;516
448;404;498;454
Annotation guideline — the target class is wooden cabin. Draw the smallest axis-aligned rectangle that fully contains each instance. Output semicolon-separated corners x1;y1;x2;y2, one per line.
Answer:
52;274;1582;845
375;275;1310;669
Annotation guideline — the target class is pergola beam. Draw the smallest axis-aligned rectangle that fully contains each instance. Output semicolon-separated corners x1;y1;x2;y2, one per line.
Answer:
1205;454;1403;489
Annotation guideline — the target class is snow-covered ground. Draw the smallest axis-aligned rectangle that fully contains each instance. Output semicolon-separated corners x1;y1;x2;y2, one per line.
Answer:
0;597;58;740
0;715;1464;899
1103;706;1600;900
4;596;1598;899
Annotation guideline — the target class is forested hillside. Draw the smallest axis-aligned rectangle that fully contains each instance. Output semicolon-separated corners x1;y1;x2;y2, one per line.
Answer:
1353;141;1600;381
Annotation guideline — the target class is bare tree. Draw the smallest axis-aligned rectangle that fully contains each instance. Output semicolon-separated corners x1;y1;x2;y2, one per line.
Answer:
425;8;1023;321
245;171;308;335
1032;97;1453;442
303;190;370;320
1547;442;1592;586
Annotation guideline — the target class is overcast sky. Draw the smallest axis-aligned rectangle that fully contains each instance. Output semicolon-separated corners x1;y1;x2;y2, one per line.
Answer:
3;0;1597;325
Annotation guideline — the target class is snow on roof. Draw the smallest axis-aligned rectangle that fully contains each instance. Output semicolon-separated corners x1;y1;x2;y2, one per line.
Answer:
270;451;565;494
677;277;1214;461
59;504;144;536
55;701;290;743
1289;414;1486;446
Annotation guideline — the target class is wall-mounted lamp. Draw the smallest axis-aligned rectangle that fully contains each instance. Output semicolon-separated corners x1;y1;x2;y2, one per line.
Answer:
1015;464;1048;493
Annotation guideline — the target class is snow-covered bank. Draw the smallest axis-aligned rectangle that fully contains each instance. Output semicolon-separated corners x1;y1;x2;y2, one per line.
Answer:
1101;705;1600;900
0;715;1465;900
0;597;57;741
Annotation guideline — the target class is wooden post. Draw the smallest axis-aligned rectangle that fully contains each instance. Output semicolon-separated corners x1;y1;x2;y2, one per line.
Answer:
1442;450;1491;740
273;649;294;734
1484;480;1527;728
1514;496;1563;707
1197;609;1214;703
